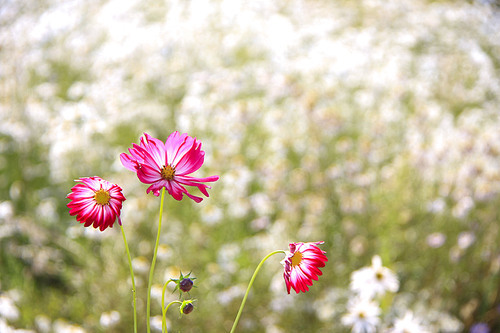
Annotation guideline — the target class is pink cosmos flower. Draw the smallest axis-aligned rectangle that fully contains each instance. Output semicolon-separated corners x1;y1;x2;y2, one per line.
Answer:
120;132;219;202
67;176;126;231
282;241;328;294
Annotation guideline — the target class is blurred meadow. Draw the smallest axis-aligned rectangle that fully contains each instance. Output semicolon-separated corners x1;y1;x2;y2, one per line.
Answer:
2;0;500;332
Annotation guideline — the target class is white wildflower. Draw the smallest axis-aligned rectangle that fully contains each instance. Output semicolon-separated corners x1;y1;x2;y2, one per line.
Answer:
350;255;399;299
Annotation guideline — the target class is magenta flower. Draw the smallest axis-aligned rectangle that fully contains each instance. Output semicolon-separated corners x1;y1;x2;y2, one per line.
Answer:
67;176;126;231
282;241;328;294
120;132;219;202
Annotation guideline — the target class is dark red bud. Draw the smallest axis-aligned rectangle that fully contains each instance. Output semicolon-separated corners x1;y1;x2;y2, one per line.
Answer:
182;303;194;315
179;278;194;293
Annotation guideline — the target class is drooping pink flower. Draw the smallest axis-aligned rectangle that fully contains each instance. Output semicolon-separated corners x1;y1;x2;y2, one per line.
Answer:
282;241;328;294
67;176;126;231
120;132;219;202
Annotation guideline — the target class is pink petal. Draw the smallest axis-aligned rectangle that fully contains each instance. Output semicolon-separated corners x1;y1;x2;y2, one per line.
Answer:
166;132;197;166
174;141;205;175
170;180;203;202
136;163;162;184
120;152;139;171
174;176;214;197
141;133;166;170
146;180;168;197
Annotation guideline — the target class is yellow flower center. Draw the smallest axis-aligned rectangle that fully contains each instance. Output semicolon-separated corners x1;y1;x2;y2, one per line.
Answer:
375;271;384;280
94;189;111;205
291;251;303;267
161;165;175;180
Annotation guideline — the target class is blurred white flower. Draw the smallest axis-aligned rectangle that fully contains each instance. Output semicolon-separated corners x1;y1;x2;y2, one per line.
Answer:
457;231;476;249
389;311;429;333
35;315;52;333
200;204;223;225
150;315;163;332
132;256;149;274
265;324;285;333
217;243;241;274
0;318;13;333
0;295;19;321
150;284;164;304
350;255;399;299
36;198;58;222
217;285;245;306
227;198;251;219
250;192;273;216
157;244;172;261
342;296;381;333
452;196;475;219
99;310;120;328
52;319;86;333
0;201;13;221
250;216;270;231
426;232;446;248
426;198;446;213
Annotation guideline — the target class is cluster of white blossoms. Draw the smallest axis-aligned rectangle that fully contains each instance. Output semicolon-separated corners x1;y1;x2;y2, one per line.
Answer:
342;256;430;333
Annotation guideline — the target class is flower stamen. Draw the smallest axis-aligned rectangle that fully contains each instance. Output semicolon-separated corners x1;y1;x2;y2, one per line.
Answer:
291;251;303;267
94;189;111;205
161;165;175;180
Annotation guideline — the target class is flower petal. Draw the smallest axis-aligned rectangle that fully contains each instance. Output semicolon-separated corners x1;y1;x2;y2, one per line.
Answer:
137;163;163;184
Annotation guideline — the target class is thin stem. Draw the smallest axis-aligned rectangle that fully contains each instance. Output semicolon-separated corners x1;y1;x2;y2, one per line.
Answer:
229;250;285;333
162;301;182;333
120;222;137;333
147;187;166;333
161;279;175;333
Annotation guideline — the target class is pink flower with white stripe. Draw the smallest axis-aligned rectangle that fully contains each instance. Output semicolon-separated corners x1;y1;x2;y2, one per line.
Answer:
282;241;328;294
67;176;126;231
120;132;219;202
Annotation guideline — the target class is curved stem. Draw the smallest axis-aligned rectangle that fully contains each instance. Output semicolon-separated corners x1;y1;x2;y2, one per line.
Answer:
147;187;166;333
162;300;182;333
161;279;175;333
120;222;137;333
229;250;285;333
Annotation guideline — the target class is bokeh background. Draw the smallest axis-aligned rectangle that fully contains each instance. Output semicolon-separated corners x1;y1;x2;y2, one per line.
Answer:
2;0;500;332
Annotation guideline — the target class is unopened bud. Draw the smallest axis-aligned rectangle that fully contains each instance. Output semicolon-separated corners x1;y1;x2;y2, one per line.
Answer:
181;302;194;315
179;278;194;293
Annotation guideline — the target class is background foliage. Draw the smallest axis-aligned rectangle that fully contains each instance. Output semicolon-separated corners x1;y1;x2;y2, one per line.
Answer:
1;0;500;332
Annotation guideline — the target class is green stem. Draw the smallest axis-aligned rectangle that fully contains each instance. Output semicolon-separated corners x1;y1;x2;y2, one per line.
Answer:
120;222;137;333
161;279;175;333
229;250;285;333
162;301;182;333
147;187;166;333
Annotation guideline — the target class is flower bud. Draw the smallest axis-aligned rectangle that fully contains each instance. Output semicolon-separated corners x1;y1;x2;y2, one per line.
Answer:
182;302;194;315
171;271;196;297
179;278;194;293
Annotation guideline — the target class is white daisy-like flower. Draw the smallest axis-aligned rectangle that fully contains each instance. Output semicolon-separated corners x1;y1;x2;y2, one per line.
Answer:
350;255;399;299
389;311;429;333
342;296;381;333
